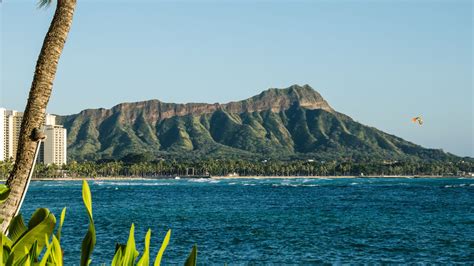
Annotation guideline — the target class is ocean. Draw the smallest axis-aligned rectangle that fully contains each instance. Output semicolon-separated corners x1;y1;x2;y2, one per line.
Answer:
21;178;474;264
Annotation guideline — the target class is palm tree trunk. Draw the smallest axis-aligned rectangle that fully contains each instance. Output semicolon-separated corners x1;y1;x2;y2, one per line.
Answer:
0;0;77;233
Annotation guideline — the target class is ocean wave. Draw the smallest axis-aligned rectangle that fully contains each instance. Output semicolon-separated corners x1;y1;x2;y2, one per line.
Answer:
271;184;320;187
93;181;172;186
187;178;213;183
41;183;69;187
444;184;471;188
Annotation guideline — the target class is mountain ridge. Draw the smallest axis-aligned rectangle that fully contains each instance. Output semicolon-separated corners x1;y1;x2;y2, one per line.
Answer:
57;85;455;162
66;84;333;125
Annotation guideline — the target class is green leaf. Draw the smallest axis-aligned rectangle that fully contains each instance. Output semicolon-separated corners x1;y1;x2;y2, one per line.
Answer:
50;235;62;265
7;215;28;243
14;247;30;266
39;234;52;266
0;232;3;264
184;245;197;266
37;0;52;9
2;234;12;265
55;208;66;242
111;247;123;266
2;234;12;248
153;229;171;266
122;223;139;266
10;208;56;263
114;243;126;254
0;185;10;204
82;180;93;221
24;253;31;266
27;241;39;263
136;229;151;266
5;252;14;266
80;181;96;266
81;223;95;266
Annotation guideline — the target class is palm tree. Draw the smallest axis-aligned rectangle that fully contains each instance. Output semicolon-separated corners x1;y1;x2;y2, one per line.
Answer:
0;0;77;233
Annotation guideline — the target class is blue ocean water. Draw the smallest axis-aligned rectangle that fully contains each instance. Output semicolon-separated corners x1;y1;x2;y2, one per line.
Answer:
21;178;474;264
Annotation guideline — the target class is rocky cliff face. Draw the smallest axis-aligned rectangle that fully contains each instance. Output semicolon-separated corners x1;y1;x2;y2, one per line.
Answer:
58;85;451;161
66;84;332;126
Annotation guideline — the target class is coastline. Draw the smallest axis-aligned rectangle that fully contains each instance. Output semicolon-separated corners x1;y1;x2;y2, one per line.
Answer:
0;175;467;182
210;175;467;179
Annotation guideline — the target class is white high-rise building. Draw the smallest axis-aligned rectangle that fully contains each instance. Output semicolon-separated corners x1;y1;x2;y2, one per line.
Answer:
44;114;56;126
0;109;67;165
10;111;23;160
1;109;15;161
0;110;23;161
43;125;67;165
39;114;68;165
0;108;5;162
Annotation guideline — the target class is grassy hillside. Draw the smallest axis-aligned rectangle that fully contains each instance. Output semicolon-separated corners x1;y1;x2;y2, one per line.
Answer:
58;85;455;162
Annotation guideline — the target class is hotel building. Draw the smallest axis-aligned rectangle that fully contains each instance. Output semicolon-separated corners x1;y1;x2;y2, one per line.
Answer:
0;109;67;165
42;124;67;165
0;109;23;161
0;108;4;162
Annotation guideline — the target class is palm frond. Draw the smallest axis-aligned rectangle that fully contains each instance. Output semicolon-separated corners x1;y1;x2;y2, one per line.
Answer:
37;0;53;9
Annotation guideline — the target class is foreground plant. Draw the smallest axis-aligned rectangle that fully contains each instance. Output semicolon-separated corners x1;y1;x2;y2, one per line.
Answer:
0;181;197;265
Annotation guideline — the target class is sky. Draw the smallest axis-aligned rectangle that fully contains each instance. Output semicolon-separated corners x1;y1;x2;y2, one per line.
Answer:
0;0;472;157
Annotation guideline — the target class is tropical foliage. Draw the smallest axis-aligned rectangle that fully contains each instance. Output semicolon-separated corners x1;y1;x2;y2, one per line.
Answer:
0;181;197;265
0;158;471;180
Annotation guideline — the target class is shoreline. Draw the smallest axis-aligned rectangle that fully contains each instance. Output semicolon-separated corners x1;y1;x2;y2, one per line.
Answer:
212;175;469;179
1;175;468;182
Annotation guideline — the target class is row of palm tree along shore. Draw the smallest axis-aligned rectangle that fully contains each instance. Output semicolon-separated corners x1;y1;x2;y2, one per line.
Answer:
1;160;473;180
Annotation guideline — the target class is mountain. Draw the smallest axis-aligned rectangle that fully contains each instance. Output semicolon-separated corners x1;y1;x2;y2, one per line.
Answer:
57;85;453;162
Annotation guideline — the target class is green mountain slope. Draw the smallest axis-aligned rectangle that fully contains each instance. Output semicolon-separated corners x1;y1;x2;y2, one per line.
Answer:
58;85;454;162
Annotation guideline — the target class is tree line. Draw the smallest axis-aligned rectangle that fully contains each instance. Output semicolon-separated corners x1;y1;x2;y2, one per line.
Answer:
1;158;473;179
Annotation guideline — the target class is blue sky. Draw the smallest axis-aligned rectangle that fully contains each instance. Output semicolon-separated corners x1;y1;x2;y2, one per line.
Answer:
1;0;472;157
